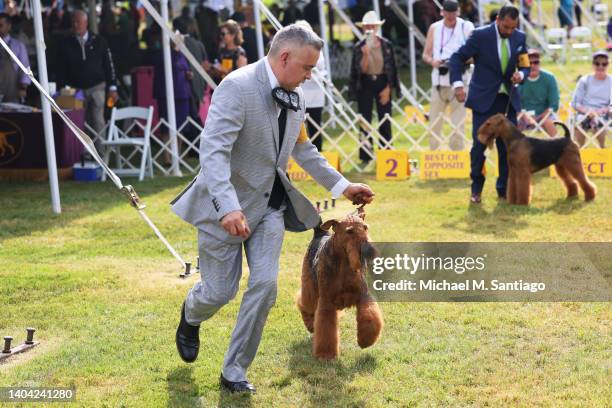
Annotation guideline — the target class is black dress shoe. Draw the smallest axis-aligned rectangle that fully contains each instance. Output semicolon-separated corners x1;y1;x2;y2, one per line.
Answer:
219;374;257;394
175;302;200;363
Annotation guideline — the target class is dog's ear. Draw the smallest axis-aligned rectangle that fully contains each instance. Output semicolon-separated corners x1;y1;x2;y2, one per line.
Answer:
320;219;338;231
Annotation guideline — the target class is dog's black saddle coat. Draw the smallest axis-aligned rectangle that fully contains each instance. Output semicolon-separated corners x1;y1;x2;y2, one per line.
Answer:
527;137;571;173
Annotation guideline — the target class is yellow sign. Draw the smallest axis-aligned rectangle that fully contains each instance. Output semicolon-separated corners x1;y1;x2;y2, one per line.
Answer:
550;148;612;177
287;151;341;181
376;150;409;180
421;151;471;179
404;105;426;123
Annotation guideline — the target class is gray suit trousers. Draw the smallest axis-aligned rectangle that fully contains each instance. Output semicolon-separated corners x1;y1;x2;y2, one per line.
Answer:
184;204;286;382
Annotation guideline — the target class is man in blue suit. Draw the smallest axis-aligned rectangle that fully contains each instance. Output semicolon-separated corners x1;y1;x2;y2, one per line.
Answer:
449;6;530;203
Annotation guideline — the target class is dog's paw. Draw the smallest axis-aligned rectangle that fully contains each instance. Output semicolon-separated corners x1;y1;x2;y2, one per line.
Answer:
314;350;338;360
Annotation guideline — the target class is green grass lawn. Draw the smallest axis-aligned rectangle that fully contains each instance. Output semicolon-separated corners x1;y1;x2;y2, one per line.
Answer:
0;173;610;407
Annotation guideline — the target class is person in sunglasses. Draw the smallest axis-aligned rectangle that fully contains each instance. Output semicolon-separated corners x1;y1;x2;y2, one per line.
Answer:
517;49;560;136
571;51;611;148
212;19;247;82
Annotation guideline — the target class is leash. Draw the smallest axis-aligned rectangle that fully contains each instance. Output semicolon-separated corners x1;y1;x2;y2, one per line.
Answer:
0;36;192;279
504;84;515;117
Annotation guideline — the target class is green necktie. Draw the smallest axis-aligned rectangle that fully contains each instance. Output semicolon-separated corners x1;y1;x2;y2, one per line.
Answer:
500;38;509;93
501;38;509;73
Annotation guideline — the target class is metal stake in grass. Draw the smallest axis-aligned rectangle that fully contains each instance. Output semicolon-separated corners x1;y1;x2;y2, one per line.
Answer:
2;336;12;353
180;262;193;279
0;329;41;362
25;328;36;345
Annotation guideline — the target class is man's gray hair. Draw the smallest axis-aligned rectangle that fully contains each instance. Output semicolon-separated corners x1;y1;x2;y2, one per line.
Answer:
268;23;324;57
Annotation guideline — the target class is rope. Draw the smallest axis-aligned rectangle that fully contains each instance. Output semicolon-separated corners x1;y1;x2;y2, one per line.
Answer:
0;36;189;275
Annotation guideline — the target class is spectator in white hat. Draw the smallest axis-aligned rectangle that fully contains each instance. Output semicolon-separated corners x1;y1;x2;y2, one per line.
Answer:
349;11;400;164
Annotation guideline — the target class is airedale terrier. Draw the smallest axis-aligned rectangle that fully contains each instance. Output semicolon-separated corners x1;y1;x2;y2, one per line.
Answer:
478;113;597;205
296;212;383;360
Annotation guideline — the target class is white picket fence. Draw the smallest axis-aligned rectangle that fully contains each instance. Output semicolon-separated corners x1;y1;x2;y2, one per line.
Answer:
88;95;609;180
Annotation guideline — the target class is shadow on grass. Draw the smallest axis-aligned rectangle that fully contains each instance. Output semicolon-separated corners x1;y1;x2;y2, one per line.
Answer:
216;388;254;408
0;176;188;243
167;366;202;408
278;338;377;407
546;197;591;214
414;178;464;194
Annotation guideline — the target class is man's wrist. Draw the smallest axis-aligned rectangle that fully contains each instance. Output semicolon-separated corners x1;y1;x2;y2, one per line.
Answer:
331;178;350;199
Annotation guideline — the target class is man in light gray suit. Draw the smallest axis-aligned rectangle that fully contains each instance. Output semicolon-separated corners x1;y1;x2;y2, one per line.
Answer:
172;23;375;394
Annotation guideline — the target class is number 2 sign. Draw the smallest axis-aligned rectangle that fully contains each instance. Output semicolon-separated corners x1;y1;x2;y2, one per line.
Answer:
376;150;410;180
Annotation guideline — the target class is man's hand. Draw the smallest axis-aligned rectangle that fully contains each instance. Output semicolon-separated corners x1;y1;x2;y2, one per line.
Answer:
343;183;375;205
221;210;251;238
454;87;466;103
432;59;443;68
511;71;522;85
378;85;391;105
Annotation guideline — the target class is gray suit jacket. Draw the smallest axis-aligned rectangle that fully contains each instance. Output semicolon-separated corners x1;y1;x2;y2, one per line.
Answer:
171;59;345;243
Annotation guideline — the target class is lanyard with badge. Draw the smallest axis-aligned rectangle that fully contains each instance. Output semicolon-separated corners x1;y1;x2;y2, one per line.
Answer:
439;25;456;55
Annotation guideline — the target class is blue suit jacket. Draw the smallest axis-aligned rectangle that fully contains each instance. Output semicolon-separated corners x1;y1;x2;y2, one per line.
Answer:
449;23;530;113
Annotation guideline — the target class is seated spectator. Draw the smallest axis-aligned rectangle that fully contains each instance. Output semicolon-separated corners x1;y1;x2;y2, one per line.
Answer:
349;11;400;164
0;13;30;103
571;51;610;148
212;19;247;82
518;49;560;137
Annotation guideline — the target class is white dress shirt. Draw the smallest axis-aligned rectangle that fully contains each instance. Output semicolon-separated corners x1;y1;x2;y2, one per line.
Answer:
264;57;349;198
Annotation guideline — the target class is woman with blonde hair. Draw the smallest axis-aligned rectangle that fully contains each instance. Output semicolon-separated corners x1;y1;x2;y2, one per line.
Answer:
213;19;248;81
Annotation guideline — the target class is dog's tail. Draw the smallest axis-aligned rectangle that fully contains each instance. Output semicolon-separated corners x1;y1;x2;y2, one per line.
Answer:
554;121;571;138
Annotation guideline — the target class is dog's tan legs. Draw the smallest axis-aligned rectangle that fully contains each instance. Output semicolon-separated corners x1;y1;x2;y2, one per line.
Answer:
514;169;532;205
507;169;518;204
560;147;597;201
554;163;579;198
313;302;339;359
356;299;384;349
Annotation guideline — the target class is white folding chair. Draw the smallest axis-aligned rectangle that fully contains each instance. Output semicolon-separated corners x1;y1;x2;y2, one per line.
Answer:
569;26;593;60
102;106;154;182
545;28;567;62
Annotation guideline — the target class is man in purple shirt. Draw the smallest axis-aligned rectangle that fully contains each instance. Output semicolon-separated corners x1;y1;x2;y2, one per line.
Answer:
0;13;30;103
